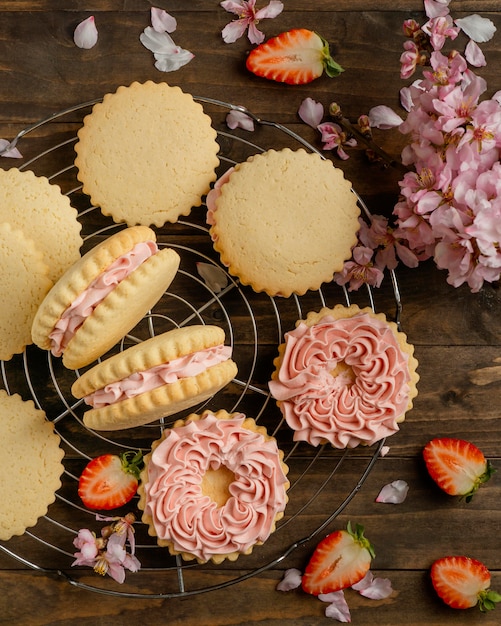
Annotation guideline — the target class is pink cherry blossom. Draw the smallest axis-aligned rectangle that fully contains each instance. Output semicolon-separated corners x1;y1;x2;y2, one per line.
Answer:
72;528;100;566
400;40;424;79
334;246;384;291
422;15;459;51
317;122;357;159
73;16;98;49
220;0;284;45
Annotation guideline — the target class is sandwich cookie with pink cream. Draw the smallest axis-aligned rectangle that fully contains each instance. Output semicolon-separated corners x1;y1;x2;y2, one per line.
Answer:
71;325;238;431
31;226;180;370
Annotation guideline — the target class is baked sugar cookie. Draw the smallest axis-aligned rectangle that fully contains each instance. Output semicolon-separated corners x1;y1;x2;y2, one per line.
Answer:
207;148;360;297
0;223;53;361
0;167;82;282
0;390;64;540
74;81;220;227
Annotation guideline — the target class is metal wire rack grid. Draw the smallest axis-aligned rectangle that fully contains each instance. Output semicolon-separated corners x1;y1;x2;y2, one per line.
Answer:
0;96;400;598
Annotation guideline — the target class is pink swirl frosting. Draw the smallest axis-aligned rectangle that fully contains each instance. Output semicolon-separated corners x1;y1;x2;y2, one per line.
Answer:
268;313;411;448
49;241;158;356
143;412;288;562
84;345;233;408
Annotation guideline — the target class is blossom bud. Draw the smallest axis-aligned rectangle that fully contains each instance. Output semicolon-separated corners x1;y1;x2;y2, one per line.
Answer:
358;115;372;138
328;102;343;120
402;19;420;37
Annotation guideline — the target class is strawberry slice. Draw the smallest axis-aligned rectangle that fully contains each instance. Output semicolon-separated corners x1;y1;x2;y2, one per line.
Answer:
431;556;501;611
423;438;494;502
246;28;344;85
78;451;143;511
302;522;375;596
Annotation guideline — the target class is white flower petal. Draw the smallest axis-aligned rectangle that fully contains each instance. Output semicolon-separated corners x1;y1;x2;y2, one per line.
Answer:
73;16;98;49
140;27;178;54
0;139;22;158
256;1;284;20
352;572;393;599
226;110;255;132
321;591;351;622
379;445;391;457
151;7;177;33
455;15;496;43
368;105;404;129
298;98;324;128
465;39;486;67
375;479;409;504
153;48;194;72
276;568;303;591
196;262;229;293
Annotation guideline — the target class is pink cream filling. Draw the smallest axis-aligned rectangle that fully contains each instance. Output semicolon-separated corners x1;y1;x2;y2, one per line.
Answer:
49;241;158;356
143;412;288;562
83;345;232;408
268;313;411;449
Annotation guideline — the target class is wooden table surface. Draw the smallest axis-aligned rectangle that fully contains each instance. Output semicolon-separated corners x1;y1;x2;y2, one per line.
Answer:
1;2;501;624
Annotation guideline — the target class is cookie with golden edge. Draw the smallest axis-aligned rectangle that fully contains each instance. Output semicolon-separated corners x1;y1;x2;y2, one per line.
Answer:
0;223;53;361
31;226;180;370
0;390;64;541
71;325;238;431
270;304;420;448
137;409;289;564
0;167;82;282
208;148;360;297
74;81;220;227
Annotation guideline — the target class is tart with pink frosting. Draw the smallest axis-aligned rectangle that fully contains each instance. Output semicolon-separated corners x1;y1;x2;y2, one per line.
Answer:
71;325;238;431
137;409;289;564
31;226;180;370
269;305;419;449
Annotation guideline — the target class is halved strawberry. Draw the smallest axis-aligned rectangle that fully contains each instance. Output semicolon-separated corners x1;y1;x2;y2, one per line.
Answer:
246;28;344;85
423;438;495;502
431;556;501;611
78;451;143;511
301;522;375;596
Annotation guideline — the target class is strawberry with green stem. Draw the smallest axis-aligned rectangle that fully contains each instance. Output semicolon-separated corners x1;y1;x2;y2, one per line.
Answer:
423;438;495;502
78;451;143;511
431;556;501;612
246;28;344;85
302;521;375;596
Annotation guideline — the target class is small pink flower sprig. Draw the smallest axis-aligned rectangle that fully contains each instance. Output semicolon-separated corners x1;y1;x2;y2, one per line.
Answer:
298;0;501;294
72;513;140;584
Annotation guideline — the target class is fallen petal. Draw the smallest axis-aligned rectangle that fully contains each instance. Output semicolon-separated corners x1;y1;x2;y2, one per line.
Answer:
352;571;393;599
196;262;229;293
226;109;255;132
379;445;390;457
0;139;22;158
74;16;98;49
465;39;486;67
153;48;194;72
151;7;177;33
368;105;404;129
455;14;496;43
298;97;324;128
376;479;409;504
140;27;178;54
276;568;303;591
320;591;351;622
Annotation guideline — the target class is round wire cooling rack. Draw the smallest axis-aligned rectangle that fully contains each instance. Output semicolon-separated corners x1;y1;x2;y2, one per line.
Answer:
0;96;403;598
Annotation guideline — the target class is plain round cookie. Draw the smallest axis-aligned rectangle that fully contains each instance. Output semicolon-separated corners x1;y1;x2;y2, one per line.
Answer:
74;81;220;227
0;223;53;361
209;148;360;297
0;167;82;283
0;390;64;540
